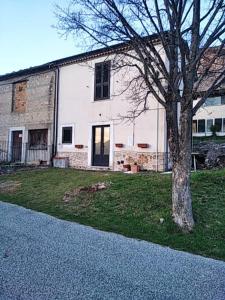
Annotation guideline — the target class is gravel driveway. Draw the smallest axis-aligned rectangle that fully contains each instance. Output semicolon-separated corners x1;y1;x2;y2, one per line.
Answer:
0;201;225;300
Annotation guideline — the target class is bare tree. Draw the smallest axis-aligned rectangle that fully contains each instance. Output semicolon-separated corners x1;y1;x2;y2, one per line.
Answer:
55;0;225;231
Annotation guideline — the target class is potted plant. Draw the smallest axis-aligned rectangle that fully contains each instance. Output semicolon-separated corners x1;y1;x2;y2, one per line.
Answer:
210;124;220;137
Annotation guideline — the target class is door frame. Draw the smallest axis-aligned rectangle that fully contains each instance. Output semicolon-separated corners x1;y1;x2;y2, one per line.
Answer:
88;121;113;168
92;125;110;167
8;127;26;162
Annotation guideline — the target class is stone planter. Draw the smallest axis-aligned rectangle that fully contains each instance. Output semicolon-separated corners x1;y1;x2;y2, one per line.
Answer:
53;157;69;168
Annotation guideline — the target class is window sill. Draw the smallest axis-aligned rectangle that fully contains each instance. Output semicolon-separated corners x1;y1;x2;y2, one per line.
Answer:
60;144;74;149
29;148;48;151
92;98;111;103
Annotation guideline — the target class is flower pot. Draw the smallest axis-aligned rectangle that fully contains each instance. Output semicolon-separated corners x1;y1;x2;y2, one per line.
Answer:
115;143;123;148
131;164;140;173
75;144;83;149
123;164;131;171
137;143;148;149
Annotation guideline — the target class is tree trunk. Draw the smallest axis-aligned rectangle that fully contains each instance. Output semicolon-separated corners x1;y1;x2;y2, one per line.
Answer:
167;103;194;232
172;153;194;232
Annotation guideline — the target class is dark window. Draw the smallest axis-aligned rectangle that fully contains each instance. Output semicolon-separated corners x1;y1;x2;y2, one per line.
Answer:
29;129;48;150
215;118;222;132
62;126;72;144
198;119;205;133
206;119;213;132
94;61;110;100
221;95;225;105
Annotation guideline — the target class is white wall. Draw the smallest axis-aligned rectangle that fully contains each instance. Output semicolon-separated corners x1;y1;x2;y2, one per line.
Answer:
57;51;167;167
193;98;225;136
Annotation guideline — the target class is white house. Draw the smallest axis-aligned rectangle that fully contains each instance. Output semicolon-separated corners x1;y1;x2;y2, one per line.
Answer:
56;45;168;171
193;95;225;137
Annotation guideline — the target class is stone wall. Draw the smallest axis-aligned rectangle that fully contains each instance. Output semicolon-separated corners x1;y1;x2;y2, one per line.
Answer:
56;150;167;171
12;81;27;113
114;151;167;171
0;71;55;144
58;151;88;169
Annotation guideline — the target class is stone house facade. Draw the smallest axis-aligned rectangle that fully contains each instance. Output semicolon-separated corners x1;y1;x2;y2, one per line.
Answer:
0;68;56;164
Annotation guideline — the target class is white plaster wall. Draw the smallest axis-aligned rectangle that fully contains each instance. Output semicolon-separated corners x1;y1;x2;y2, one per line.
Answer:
193;98;225;136
57;50;167;166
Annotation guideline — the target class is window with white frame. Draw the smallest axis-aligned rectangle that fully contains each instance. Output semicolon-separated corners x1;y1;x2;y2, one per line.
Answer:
62;126;73;144
197;119;205;133
192;120;197;133
94;61;111;100
193;118;225;133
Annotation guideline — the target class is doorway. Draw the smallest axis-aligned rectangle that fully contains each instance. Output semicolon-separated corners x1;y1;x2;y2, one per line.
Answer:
11;130;23;162
92;125;110;167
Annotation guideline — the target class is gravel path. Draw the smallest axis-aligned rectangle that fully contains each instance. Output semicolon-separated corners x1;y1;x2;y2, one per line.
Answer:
0;201;225;300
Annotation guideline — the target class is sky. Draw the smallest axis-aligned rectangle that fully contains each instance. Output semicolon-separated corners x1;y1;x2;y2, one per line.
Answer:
0;0;80;75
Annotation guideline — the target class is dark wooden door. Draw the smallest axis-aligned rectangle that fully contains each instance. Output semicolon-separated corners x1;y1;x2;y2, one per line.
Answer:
92;126;110;166
11;131;22;162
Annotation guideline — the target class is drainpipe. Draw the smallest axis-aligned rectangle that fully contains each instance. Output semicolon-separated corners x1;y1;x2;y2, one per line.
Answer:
156;102;159;172
52;67;60;159
132;115;135;147
165;110;169;171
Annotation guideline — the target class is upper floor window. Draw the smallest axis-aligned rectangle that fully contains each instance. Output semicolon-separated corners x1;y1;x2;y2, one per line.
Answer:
12;81;27;112
204;96;225;107
94;61;110;100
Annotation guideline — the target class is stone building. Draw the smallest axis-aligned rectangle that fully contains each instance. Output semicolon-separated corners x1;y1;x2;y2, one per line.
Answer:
0;66;56;164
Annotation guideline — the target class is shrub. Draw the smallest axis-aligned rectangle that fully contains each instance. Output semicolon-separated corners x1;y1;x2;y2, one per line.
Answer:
210;124;220;136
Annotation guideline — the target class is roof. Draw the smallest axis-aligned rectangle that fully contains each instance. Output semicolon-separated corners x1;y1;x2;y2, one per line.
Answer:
196;47;225;95
0;34;160;82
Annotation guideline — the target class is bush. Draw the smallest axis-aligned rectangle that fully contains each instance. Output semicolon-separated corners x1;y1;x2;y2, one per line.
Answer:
210;124;220;136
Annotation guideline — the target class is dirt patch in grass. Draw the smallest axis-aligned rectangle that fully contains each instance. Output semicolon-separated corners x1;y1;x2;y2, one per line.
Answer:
63;182;111;203
0;181;21;193
61;182;110;216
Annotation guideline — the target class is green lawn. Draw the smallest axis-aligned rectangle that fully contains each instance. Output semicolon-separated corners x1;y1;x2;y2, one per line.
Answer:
0;168;225;261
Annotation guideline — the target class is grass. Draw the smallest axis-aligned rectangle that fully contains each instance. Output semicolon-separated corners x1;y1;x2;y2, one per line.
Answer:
0;168;225;261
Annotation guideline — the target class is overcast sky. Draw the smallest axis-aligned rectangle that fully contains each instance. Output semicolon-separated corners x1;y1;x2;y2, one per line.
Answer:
0;0;80;75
